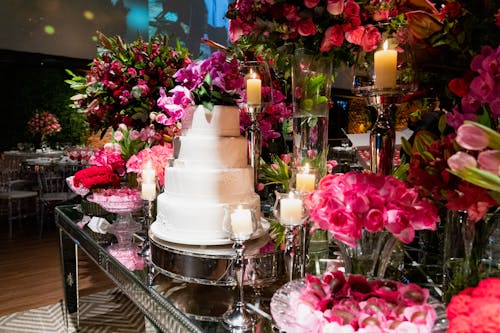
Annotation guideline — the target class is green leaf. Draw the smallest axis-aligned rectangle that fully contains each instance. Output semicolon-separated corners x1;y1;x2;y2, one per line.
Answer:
449;167;500;193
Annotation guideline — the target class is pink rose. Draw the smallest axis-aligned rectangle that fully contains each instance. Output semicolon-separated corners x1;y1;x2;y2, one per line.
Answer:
360;24;382;52
297;18;317;37
113;130;124;142
320;25;344;52
478;149;500;175
326;0;344;15
456;123;490;150
283;4;300;21
364;209;384;232
304;0;321;9
343;0;360;18
447;152;478;172
345;26;364;45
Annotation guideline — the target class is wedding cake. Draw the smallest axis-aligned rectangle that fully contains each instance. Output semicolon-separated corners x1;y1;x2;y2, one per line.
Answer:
151;105;260;245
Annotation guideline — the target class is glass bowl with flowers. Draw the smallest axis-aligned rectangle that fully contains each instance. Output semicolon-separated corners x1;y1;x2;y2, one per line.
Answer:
271;270;448;333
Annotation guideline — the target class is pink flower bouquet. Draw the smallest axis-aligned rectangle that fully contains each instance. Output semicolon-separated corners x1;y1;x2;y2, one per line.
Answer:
271;271;439;333
306;171;440;247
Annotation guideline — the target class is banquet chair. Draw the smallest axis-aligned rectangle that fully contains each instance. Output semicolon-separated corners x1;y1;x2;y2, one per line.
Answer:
0;172;40;239
36;165;80;238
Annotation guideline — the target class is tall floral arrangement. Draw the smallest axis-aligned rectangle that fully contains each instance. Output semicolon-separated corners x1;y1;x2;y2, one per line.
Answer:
65;32;191;139
226;0;441;68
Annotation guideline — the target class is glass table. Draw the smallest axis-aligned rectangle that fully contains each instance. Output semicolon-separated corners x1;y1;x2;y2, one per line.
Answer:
55;205;279;333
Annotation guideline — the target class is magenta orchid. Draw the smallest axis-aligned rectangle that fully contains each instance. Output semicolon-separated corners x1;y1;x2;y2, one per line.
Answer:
156;51;244;113
306;171;440;247
446;45;500;130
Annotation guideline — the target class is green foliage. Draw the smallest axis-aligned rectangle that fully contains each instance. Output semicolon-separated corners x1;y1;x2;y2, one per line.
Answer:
259;154;292;193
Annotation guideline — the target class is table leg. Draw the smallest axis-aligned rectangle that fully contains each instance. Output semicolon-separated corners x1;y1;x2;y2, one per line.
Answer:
58;228;79;330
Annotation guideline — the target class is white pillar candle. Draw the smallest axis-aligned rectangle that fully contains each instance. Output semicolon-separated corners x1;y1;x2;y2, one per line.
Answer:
280;194;303;225
141;182;156;201
246;77;262;105
142;162;156;183
296;164;316;192
374;40;397;89
230;207;254;236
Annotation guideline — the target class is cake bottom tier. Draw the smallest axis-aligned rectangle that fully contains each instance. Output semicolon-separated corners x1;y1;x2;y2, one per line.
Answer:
153;192;261;245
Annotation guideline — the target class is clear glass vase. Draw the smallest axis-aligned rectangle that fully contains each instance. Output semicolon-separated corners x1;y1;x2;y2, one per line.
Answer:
335;230;399;279
291;49;333;176
442;210;500;303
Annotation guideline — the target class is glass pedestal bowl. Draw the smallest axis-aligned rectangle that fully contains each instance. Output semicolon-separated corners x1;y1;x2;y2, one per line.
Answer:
88;188;145;270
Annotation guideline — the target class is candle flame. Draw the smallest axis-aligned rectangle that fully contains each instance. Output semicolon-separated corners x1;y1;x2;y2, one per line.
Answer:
383;40;389;51
303;163;310;174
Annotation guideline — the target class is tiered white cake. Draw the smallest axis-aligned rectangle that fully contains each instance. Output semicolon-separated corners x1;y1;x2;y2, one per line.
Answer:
151;105;260;245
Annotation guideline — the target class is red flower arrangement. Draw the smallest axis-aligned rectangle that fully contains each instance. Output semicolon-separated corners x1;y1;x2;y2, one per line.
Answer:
446;277;500;333
72;166;120;192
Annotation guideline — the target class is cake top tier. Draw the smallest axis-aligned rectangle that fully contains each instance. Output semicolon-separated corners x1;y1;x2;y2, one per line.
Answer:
181;105;241;137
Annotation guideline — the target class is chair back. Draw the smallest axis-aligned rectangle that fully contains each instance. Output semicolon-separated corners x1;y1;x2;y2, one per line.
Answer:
36;165;76;197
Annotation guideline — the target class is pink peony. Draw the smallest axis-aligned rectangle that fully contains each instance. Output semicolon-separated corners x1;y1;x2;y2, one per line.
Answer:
326;0;344;15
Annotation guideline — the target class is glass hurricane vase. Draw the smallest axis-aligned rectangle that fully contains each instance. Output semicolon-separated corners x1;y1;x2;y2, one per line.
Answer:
291;49;333;176
442;210;500;303
335;230;400;279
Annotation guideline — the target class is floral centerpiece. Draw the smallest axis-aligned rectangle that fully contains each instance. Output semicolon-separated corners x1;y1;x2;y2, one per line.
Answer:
67;143;126;200
26;111;62;146
271;270;439;333
65;32;191;140
306;171;439;247
305;171;439;277
446;277;500;333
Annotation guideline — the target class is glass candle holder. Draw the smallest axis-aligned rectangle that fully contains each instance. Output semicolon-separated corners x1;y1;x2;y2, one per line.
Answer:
221;203;260;331
291;164;319;193
239;60;273;191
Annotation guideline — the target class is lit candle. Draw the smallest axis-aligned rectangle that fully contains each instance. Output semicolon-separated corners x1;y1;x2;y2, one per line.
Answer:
246;72;262;105
280;193;304;225
141;182;156;201
142;161;156;184
374;40;397;89
230;206;254;236
296;164;316;192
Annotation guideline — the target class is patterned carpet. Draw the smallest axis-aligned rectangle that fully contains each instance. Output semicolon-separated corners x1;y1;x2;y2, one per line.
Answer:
0;289;156;333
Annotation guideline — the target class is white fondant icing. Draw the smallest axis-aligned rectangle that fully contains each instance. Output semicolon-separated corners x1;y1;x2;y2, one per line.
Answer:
174;135;248;168
181;105;241;137
164;167;254;197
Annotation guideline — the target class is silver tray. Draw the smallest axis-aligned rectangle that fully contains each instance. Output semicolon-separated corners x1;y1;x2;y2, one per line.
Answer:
150;232;285;287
